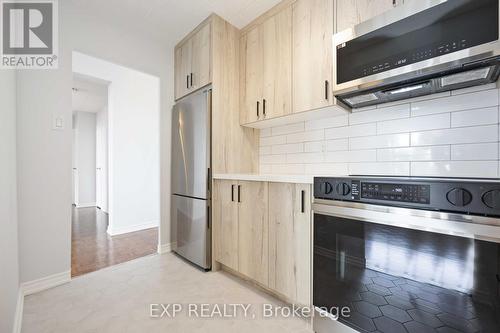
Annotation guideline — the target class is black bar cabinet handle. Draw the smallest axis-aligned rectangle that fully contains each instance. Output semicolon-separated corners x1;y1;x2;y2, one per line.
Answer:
238;185;241;203
190;73;193;87
231;185;235;202
263;99;266;116
256;101;260;118
186;75;189;89
325;80;329;100
301;190;305;213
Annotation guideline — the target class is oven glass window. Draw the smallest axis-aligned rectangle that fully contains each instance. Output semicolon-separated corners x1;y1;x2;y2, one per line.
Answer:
313;213;500;333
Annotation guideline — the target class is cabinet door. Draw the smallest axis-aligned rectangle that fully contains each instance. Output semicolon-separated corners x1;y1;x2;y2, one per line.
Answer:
293;0;333;113
174;47;183;100
240;26;263;124
213;180;239;270
336;0;396;33
238;181;269;286
269;183;311;305
191;22;211;91
179;39;193;97
262;7;292;119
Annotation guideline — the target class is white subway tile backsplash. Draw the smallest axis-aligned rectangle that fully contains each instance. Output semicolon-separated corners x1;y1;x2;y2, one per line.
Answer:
287;152;324;164
271;122;304;136
271;164;306;174
326;123;377;140
305;115;348;130
411;161;498;178
451;83;497;96
377;146;450;162
272;143;304;154
451;107;498;128
349;104;409;125
261;154;287;164
259;87;500;179
411;125;498;146
325;150;377;163
261;135;286;146
411;89;499;116
260;128;272;137
260;164;273;173
377;113;450;135
451;143;499;161
304;141;324;153
349;162;410;176
260;146;272;155
304;163;349;176
350;133;409;150
287;129;324;143
326;138;349;152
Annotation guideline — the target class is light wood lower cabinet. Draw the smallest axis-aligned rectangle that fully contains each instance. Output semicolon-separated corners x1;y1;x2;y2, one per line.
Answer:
269;182;311;305
213;179;239;271
213;179;311;305
238;181;269;286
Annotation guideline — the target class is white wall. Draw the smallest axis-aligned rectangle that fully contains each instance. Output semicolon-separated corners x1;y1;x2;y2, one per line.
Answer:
74;111;97;207
260;84;500;178
0;70;20;333
16;1;174;284
73;52;160;235
96;106;109;213
16;0;73;282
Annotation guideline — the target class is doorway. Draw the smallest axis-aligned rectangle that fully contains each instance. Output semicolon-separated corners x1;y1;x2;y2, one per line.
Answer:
71;52;161;277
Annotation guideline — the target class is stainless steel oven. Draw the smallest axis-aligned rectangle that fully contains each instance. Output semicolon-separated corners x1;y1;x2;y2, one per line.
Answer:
333;0;500;109
313;177;500;333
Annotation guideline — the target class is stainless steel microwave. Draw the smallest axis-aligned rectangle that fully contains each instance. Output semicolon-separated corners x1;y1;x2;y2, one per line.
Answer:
333;0;500;109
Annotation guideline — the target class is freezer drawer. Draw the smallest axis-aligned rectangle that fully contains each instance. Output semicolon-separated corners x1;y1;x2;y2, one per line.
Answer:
172;194;211;269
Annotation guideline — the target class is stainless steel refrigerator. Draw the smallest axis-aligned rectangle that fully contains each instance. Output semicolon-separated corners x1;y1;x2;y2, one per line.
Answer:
171;87;211;269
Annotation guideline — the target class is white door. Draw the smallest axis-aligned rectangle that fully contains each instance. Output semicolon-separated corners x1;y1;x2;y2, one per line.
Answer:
96;107;109;213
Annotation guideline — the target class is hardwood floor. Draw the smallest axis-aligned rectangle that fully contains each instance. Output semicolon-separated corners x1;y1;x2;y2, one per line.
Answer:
71;206;158;277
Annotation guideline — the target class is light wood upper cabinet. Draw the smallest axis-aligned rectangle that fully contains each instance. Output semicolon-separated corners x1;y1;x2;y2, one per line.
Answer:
213;179;239;271
238;181;269;286
336;0;398;33
191;23;211;91
292;0;334;114
174;21;212;100
269;182;311;305
240;7;292;125
240;25;263;124
262;6;292;120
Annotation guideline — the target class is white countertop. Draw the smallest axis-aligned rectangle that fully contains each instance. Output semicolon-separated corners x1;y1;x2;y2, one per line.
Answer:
213;173;314;184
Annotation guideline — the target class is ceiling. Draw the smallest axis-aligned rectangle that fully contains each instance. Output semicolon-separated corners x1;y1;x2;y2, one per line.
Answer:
72;75;108;113
65;0;281;45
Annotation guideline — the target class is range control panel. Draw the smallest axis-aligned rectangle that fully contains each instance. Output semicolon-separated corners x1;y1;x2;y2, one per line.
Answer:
360;182;430;204
314;177;500;217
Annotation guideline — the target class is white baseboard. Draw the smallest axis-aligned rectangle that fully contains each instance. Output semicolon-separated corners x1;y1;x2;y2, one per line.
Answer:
76;203;96;208
107;220;158;236
13;288;24;333
158;241;176;254
21;270;71;296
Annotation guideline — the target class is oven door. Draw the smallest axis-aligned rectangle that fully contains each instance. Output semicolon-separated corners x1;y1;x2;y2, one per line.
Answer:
313;208;500;333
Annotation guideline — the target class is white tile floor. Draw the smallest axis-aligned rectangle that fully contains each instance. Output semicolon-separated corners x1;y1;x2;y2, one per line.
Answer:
22;253;312;333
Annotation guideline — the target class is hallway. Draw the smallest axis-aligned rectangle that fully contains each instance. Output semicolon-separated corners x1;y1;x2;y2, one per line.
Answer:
71;207;158;277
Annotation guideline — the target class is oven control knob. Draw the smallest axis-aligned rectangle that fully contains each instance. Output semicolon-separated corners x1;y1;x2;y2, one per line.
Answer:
321;182;333;195
482;190;500;209
446;188;472;207
336;182;351;196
